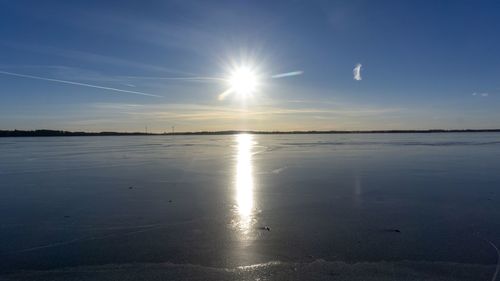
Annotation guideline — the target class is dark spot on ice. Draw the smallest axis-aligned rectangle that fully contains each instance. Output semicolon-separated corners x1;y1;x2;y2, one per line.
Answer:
64;215;70;218
128;186;133;189
168;200;172;203
258;226;271;231
384;228;401;233
330;271;339;276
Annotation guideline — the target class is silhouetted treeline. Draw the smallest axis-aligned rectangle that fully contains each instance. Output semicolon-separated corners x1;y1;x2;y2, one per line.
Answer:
1;129;500;137
0;130;149;137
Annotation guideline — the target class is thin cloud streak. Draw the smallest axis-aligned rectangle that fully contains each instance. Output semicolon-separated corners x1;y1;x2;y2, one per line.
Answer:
38;102;406;132
125;75;226;82
92;102;402;121
217;88;233;101
0;70;162;98
353;63;362;81
271;71;304;79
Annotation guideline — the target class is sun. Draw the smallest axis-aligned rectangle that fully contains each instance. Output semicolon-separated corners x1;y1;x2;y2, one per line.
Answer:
228;66;258;97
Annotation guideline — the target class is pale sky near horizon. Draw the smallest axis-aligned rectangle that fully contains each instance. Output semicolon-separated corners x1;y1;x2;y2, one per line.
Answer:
1;0;500;132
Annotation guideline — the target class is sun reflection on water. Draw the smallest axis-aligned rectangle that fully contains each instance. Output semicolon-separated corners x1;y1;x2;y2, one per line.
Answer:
234;134;255;234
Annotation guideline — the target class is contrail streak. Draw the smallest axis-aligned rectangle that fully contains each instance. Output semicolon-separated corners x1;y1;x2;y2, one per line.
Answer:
271;71;304;79
0;70;162;97
125;75;226;82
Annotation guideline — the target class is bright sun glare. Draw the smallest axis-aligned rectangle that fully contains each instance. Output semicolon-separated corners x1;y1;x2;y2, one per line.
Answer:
228;66;258;97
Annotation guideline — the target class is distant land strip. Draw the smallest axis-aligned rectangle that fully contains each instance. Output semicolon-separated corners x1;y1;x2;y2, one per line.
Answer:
1;129;500;137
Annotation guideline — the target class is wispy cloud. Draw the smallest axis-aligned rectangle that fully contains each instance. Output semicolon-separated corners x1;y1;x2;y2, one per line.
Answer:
69;10;222;58
472;92;489;97
353;63;362;81
91;102;402;122
0;70;161;98
12;101;404;132
0;41;190;75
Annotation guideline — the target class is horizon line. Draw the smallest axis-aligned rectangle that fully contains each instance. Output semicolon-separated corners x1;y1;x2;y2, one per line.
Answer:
2;128;500;137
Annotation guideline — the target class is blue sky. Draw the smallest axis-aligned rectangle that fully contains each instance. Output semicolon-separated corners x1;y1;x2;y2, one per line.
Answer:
1;0;499;132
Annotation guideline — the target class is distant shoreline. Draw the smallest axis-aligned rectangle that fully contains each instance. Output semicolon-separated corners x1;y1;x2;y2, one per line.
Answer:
1;129;500;137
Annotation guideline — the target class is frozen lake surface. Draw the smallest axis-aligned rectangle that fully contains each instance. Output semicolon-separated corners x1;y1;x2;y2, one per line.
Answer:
1;133;499;280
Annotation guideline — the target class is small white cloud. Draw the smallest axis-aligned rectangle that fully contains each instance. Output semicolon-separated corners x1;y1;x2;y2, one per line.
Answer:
353;63;362;81
473;92;489;97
